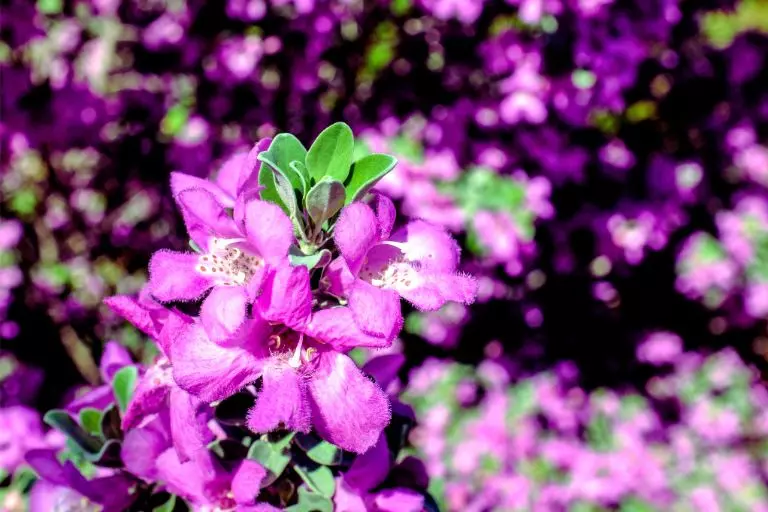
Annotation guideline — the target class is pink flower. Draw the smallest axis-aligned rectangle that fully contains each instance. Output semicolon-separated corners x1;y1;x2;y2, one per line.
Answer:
147;187;295;343
326;197;477;341
166;265;392;453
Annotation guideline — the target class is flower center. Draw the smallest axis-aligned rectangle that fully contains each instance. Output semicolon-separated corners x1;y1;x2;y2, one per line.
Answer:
360;257;420;291
196;237;263;286
149;358;173;387
268;330;317;369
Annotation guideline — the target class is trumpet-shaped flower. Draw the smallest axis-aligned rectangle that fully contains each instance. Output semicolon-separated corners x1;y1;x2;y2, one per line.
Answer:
327;198;477;339
167;265;392;453
147;191;294;344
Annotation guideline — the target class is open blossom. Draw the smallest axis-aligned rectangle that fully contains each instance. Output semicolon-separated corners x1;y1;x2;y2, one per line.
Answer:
326;198;477;340
123;410;277;511
148;191;295;343
167;264;392;453
25;449;137;512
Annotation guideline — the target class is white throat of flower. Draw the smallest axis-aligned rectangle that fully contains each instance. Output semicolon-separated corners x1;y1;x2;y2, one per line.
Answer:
195;237;263;286
359;246;421;292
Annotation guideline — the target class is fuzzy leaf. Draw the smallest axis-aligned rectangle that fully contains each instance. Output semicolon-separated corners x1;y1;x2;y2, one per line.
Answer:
285;486;334;512
44;410;103;454
79;408;103;437
258;163;286;212
344;154;397;204
273;167;300;219
306;122;354;183
289;161;310;194
112;366;138;414
294;433;344;466
293;462;336;498
305;178;345;228
258;134;308;195
247;439;291;486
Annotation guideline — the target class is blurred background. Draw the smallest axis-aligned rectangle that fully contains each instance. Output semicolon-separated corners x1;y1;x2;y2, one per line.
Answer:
2;0;768;510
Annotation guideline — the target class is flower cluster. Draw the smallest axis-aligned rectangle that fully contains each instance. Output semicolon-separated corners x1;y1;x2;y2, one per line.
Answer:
404;337;768;511
4;125;475;511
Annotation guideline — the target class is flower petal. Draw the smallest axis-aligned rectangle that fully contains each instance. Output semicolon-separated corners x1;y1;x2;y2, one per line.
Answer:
348;280;403;340
370;192;396;240
231;459;267;505
343;433;391;492
322;257;356;298
121;417;170;480
99;341;132;382
148;251;213;302
66;385;114;415
334;203;379;275
212;152;249;202
176;188;240;250
239;138;272;198
308;351;391;453
362;354;405;390
397;272;477;311
122;364;171;430
257;264;312;330
200;286;248;345
247;366;310;434
334;480;368;512
103;294;168;340
170;386;213;463
389;220;460;272
304;308;392;351
170;322;267;402
155;449;210;504
171;172;234;209
244;199;294;264
374;489;425;512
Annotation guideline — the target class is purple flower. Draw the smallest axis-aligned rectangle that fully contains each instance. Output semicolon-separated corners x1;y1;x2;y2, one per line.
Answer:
335;435;425;512
105;300;216;462
154;443;278;510
0;406;47;473
167;266;392;453
25;449;137;512
326;199;477;340
147;188;295;343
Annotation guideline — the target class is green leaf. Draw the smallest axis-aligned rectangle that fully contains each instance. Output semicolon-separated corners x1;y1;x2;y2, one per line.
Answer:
294;434;343;466
344;154;397;204
273;166;300;219
153;495;177;512
305;178;346;228
44;410;103;454
257;134;309;196
285;486;334;512
293;463;336;498
112;366;138;413
259;164;290;215
289;161;311;195
289;248;332;270
83;439;123;468
247;439;291;485
306;122;354;182
79;408;103;437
